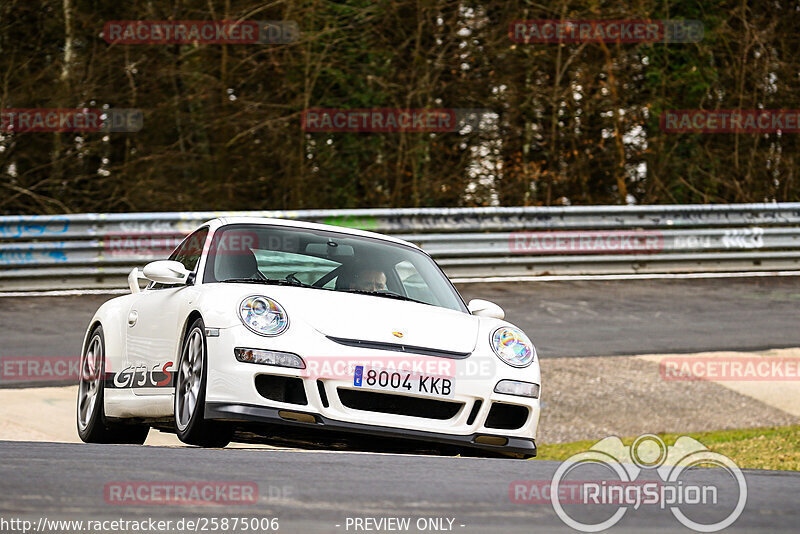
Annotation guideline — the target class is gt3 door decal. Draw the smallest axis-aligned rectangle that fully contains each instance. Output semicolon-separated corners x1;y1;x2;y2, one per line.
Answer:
107;361;174;388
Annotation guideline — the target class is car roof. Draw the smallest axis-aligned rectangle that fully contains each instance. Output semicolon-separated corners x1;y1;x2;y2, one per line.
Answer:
209;216;422;250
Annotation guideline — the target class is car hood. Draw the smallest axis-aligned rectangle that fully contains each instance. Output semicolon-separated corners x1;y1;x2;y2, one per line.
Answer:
296;290;479;354
199;284;480;354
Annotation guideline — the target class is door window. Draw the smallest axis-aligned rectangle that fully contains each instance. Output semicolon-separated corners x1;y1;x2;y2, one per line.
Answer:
149;227;209;290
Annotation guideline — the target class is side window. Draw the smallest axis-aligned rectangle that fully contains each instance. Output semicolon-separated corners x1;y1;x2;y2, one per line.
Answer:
149;227;208;290
170;227;209;272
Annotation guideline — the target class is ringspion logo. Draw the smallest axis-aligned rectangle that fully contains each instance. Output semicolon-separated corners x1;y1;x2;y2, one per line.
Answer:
511;480;663;504
542;434;746;532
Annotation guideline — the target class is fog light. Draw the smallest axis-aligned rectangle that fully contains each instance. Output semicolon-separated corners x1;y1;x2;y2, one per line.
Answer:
234;348;305;369
474;435;508;446
494;380;540;398
278;411;317;423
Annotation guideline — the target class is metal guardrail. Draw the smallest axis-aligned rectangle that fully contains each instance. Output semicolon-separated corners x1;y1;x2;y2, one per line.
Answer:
1;204;800;290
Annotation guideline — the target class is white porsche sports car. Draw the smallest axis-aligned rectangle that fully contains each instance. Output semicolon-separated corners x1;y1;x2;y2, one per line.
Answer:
77;218;541;457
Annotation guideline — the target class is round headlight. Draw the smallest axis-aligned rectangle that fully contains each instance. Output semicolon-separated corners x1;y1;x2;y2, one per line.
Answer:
239;296;289;336
491;326;535;367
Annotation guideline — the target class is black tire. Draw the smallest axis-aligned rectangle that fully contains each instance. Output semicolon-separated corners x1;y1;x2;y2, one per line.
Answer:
76;325;150;444
174;318;233;447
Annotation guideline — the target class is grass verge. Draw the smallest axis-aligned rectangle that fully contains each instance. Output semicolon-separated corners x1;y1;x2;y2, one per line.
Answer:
533;425;800;471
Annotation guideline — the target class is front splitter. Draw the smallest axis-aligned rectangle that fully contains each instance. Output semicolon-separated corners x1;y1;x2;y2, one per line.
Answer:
205;402;536;457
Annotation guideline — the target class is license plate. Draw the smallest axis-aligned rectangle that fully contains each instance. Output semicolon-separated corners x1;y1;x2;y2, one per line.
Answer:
352;365;455;399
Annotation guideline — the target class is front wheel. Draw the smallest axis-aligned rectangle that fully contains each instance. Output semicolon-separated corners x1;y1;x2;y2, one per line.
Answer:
76;326;150;444
174;318;233;447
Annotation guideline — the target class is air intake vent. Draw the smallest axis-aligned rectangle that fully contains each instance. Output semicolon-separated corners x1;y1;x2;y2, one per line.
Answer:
337;388;463;420
484;402;529;430
255;375;308;405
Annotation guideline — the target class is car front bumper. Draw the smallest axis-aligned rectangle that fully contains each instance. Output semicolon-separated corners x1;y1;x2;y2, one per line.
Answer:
204;324;541;456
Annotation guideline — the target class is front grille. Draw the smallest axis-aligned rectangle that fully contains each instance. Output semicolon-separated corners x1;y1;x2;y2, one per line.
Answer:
326;336;471;359
337;388;464;420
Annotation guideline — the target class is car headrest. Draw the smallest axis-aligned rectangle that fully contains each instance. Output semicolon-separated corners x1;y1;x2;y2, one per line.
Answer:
214;248;259;281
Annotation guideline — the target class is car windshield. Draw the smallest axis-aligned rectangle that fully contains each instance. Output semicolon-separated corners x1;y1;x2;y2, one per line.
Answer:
202;223;467;313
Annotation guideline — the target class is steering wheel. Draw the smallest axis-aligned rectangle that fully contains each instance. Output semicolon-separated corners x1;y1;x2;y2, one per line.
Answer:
286;272;303;286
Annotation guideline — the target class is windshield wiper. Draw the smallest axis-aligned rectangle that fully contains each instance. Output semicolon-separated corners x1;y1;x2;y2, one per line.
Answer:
341;288;429;306
220;278;428;305
220;277;299;286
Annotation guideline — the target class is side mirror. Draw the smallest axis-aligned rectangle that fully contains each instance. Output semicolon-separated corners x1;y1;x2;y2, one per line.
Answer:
142;260;191;285
467;299;505;320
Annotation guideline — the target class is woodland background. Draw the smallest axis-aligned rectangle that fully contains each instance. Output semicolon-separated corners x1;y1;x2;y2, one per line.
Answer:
1;0;799;215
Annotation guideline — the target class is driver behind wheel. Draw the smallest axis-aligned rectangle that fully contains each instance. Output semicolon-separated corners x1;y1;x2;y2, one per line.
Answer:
336;266;387;292
350;268;387;292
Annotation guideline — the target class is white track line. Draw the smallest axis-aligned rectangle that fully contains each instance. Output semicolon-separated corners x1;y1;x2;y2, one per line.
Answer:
0;289;128;298
1;270;799;297
451;270;800;284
